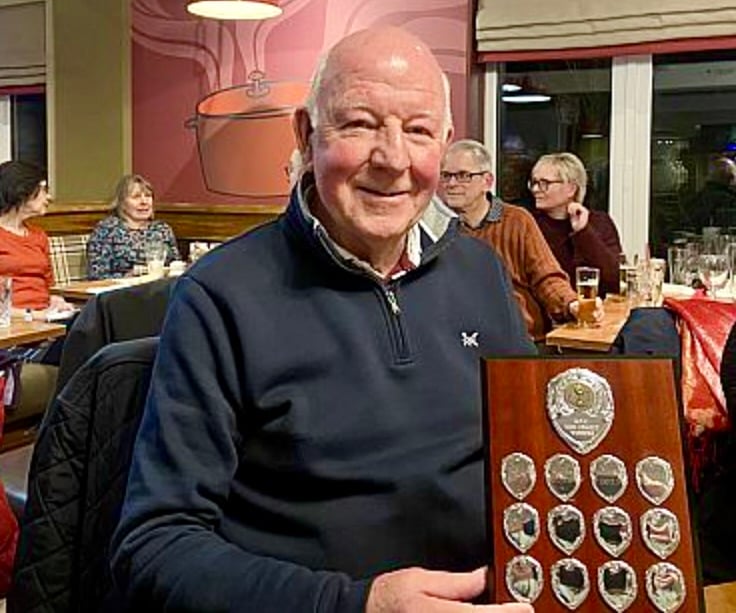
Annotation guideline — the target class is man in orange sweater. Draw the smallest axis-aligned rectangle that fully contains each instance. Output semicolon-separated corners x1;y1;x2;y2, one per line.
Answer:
438;139;598;341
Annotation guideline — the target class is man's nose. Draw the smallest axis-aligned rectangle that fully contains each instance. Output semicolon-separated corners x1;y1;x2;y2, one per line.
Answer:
370;124;410;171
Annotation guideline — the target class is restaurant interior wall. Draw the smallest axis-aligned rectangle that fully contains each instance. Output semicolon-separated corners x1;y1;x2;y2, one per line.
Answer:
51;0;130;201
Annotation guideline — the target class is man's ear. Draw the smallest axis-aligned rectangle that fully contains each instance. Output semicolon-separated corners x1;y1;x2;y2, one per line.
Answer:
293;107;314;165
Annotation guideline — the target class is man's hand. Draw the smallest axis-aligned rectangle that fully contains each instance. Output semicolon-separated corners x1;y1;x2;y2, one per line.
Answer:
569;297;604;323
567;202;589;233
365;567;534;612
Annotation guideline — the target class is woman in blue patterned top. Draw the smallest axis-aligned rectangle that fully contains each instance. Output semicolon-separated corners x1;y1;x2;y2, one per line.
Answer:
87;174;180;279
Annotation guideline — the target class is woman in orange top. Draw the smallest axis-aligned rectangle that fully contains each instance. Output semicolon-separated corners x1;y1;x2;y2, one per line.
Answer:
0;160;73;319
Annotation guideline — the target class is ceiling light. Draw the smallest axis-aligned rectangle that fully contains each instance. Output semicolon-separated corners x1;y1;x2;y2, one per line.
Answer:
187;0;282;20
502;83;522;93
502;93;552;104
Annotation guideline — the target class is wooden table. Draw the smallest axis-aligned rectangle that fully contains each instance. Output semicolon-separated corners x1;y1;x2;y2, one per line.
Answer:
0;319;66;349
706;581;736;612
51;275;163;302
545;297;631;352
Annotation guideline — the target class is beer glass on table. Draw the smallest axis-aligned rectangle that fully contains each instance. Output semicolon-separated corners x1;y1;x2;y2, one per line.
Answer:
575;266;600;327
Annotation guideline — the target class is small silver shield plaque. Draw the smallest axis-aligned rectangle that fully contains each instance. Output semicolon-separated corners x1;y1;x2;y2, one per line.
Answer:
641;508;681;560
544;453;581;501
501;452;536;500
506;555;544;603
645;562;686;612
598;560;637;612
636;456;675;505
551;558;590;610
505;554;543;604
590;454;628;503
547;368;614;455
503;502;540;553
548;504;585;555
593;506;632;557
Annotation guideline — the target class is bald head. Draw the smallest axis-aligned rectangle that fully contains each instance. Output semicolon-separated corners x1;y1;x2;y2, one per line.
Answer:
291;26;454;275
303;27;452;142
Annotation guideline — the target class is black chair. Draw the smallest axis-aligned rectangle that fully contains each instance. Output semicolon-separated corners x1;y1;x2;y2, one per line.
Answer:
695;321;736;585
9;337;158;613
54;277;174;396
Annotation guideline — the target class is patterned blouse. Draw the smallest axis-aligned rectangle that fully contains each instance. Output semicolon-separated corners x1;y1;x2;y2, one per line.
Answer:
86;215;180;279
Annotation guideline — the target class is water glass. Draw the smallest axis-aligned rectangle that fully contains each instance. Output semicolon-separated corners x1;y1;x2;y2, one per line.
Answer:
649;258;666;306
667;246;687;284
698;253;730;298
575;266;599;326
0;276;11;328
145;240;167;278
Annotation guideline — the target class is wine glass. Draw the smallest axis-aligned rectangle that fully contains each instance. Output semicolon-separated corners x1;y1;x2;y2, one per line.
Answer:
698;253;730;298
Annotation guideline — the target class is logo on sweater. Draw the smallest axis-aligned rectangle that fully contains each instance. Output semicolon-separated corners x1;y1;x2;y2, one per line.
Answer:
461;332;479;347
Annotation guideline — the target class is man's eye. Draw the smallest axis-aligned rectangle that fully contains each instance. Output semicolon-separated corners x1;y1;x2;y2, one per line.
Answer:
343;120;373;130
406;126;432;137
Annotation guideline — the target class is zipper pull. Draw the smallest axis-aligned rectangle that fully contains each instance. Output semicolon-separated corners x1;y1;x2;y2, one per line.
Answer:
385;289;401;315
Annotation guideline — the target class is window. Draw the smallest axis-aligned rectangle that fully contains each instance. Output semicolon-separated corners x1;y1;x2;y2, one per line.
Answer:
650;50;736;256
497;59;612;212
0;91;47;169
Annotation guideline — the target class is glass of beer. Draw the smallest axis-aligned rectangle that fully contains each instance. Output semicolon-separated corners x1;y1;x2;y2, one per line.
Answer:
575;266;600;326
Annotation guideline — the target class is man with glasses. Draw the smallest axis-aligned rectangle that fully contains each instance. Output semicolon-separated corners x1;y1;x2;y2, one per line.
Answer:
438;139;594;341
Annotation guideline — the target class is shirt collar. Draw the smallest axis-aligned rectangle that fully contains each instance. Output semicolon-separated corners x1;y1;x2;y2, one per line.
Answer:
296;174;422;281
484;194;504;223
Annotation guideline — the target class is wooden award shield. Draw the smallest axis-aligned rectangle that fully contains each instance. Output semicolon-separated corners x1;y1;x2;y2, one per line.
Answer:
482;358;703;612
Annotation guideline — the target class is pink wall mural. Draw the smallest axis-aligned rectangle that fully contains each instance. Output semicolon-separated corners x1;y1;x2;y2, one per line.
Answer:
132;0;470;204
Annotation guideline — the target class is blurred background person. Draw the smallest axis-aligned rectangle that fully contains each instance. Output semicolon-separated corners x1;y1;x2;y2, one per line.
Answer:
685;155;736;233
530;152;622;296
0;160;74;320
87;174;180;279
438;140;591;342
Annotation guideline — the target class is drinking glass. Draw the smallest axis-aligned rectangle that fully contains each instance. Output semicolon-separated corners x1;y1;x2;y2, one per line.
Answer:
666;246;687;284
575;266;599;326
649;258;666;306
0;276;11;328
145;240;167;278
698;253;730;298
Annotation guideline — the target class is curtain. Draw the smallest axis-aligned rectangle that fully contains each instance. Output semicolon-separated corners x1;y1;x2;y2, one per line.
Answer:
477;0;736;54
0;2;45;87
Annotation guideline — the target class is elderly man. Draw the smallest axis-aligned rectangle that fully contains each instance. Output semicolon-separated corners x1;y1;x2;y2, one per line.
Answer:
111;27;534;612
438;139;590;342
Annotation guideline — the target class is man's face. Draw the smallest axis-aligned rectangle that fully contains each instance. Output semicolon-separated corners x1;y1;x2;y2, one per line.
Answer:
438;149;492;218
302;34;451;259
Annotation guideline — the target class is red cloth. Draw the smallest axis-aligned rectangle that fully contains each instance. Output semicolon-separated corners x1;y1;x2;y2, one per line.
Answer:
0;377;19;597
664;296;736;488
0;224;54;309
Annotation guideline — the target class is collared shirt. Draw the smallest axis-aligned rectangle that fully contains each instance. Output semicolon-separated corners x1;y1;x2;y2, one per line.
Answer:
297;177;421;282
460;194;578;341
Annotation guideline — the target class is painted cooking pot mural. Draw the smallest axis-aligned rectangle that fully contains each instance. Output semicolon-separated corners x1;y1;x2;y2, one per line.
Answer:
188;73;309;198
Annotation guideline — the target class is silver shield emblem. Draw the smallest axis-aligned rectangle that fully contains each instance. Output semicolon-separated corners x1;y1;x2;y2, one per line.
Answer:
503;502;540;553
598;560;638;612
645;562;686;612
636;456;675;505
544;453;582;501
641;508;681;559
593;506;632;557
551;558;590;610
547;368;614;454
501;452;536;500
505;554;543;604
590;454;628;503
548;504;585;555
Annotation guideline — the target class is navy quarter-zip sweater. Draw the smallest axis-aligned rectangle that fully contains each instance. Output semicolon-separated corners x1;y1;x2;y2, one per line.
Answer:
111;188;535;612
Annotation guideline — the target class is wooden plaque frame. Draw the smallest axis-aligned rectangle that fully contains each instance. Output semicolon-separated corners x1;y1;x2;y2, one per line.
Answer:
482;357;703;612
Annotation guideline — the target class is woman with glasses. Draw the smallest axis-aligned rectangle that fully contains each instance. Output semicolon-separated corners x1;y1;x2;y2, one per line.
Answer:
0;160;75;320
529;152;622;296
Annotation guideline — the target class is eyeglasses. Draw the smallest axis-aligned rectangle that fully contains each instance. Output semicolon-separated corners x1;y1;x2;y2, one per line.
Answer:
527;178;564;192
439;171;488;184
